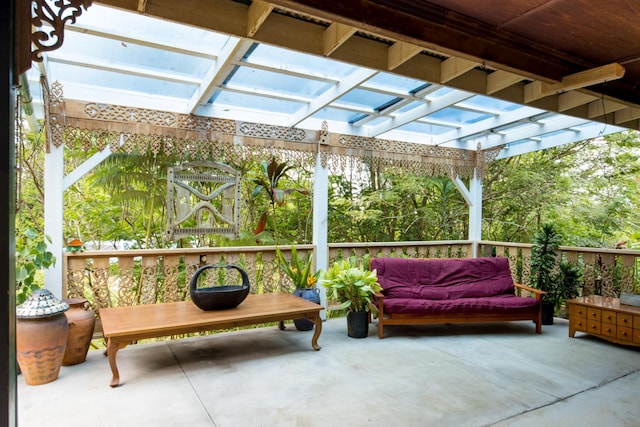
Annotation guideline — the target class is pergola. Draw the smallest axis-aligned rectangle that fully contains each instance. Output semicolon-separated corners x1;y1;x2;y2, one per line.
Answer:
17;1;640;296
4;1;640;424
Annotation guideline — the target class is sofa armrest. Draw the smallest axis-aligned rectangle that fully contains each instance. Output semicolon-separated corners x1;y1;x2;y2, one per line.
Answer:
514;283;546;301
370;291;385;317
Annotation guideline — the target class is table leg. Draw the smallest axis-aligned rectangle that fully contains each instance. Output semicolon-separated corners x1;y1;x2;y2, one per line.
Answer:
311;314;322;351
278;320;285;330
106;338;129;387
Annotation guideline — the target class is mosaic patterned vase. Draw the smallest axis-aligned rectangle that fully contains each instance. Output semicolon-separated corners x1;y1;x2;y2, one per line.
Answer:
16;289;69;385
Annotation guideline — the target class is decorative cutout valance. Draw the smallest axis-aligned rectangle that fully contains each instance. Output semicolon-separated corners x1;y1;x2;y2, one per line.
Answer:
46;84;495;179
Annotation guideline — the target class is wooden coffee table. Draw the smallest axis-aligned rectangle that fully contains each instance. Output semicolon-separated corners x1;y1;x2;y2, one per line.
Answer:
100;293;323;387
567;295;640;347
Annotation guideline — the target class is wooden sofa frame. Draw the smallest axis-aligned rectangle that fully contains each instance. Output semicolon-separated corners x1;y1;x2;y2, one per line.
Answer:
372;283;545;339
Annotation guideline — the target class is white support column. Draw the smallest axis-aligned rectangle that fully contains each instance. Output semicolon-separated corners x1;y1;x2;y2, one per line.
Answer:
312;152;329;319
44;143;64;298
468;171;483;257
453;169;483;258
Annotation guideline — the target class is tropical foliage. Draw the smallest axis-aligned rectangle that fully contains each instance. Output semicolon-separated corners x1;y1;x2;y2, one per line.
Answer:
251;157;311;244
320;256;382;312
15;127;640;253
274;246;319;289
15;229;55;304
529;223;582;311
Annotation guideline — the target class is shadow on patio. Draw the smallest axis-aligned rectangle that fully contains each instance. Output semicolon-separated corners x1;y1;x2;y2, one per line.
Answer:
18;317;640;427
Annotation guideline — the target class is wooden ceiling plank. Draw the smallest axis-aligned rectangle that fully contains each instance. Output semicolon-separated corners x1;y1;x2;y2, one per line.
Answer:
247;0;275;37
587;98;629;119
323;22;357;56
558;91;599;112
387;41;422;70
615;108;640;125
523;80;544;103
440;57;478;83
541;63;626;97
486;70;523;94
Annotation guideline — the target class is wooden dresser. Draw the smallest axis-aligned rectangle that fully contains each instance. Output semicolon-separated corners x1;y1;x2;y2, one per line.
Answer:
567;296;640;347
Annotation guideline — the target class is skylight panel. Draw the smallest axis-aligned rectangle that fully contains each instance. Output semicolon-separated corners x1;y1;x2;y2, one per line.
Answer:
395;121;453;135
246;44;358;80
68;4;227;57
428;107;493;125
462;95;521;112
335;89;398;110
227;66;331;98
212;91;304;114
312;107;370;123
52;31;214;79
395;100;425;114
367;73;429;93
48;62;197;99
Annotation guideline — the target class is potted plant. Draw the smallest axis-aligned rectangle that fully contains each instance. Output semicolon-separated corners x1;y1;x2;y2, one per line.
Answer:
320;256;382;338
275;246;321;330
529;223;582;324
15;229;56;304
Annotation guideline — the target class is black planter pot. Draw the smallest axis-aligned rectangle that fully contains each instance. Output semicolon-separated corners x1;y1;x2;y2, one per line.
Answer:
292;288;321;331
347;311;369;338
541;301;555;325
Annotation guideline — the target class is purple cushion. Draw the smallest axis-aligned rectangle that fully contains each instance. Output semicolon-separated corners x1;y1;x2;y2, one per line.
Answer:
371;257;515;299
382;294;539;315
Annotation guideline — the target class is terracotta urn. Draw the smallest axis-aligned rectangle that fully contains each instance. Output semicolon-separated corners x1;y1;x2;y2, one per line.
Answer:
62;298;96;365
16;289;69;385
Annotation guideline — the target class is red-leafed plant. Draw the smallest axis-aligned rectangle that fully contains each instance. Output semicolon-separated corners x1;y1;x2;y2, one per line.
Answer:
251;157;309;243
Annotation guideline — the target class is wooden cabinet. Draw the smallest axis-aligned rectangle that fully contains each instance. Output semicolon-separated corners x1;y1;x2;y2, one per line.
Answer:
568;296;640;347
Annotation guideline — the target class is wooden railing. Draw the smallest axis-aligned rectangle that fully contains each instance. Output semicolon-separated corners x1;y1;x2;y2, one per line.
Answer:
479;241;640;297
64;240;639;315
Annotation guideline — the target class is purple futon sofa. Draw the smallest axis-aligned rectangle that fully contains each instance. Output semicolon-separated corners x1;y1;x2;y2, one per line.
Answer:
370;257;544;339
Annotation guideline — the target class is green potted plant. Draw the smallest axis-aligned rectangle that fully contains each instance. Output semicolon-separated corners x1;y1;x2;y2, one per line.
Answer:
15;229;56;304
320;256;382;338
275;246;321;331
529;223;582;324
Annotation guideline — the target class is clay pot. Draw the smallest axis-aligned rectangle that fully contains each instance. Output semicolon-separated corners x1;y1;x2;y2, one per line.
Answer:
62;298;96;365
16;289;69;385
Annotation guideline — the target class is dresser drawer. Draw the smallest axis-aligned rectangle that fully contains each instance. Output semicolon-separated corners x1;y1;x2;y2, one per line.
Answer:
634;315;640;329
602;310;616;324
617;313;633;327
588;320;601;334
617;326;633;342
634;329;640;345
572;318;588;332
601;323;616;338
587;308;601;322
571;304;587;319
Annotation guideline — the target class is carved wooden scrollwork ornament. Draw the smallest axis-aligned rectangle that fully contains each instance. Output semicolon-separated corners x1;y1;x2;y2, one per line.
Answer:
31;0;93;62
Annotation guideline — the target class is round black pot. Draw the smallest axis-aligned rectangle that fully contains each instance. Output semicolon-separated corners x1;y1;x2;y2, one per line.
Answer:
292;288;321;331
541;301;555;325
347;311;369;338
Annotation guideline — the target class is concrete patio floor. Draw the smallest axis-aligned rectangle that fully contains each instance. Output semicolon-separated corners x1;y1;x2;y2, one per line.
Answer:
17;317;640;427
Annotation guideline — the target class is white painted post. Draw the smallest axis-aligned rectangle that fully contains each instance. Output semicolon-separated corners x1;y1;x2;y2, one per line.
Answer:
43;143;64;298
468;170;483;257
453;169;483;258
312;152;329;319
